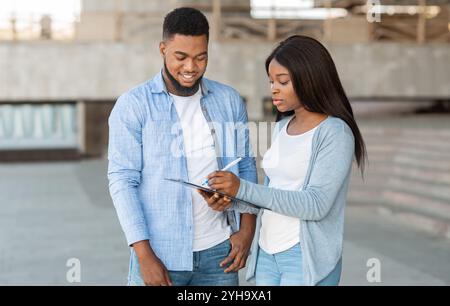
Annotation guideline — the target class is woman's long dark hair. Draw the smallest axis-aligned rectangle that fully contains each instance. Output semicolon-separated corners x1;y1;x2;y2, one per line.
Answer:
266;35;367;175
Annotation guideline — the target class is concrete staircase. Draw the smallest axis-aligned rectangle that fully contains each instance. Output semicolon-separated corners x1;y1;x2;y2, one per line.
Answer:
348;117;450;239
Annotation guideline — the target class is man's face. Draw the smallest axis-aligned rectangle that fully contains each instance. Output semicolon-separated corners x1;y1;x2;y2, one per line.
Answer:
160;34;208;95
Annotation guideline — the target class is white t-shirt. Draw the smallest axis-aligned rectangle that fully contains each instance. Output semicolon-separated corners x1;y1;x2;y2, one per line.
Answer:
170;88;231;251
259;117;317;254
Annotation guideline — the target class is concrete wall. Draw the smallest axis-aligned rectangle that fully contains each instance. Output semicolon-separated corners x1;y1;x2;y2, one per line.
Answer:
1;41;450;119
75;0;175;42
327;17;372;43
81;0;175;14
329;43;450;99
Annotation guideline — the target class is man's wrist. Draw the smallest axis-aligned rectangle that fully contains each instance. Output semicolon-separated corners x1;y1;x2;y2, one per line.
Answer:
237;228;254;237
238;214;256;234
132;240;158;261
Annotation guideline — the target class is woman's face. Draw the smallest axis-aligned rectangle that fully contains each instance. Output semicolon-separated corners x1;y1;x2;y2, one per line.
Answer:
268;58;302;113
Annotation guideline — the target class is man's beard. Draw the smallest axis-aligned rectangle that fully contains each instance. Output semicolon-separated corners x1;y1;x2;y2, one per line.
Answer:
164;61;203;96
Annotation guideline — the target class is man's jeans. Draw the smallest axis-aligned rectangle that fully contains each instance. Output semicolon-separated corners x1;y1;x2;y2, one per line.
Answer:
255;243;342;286
128;239;238;286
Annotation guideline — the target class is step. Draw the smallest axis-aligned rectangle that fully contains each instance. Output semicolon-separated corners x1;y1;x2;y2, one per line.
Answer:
351;204;450;240
348;190;450;238
382;190;450;220
366;145;450;160
350;174;450;202
360;127;450;139
348;181;450;218
365;157;450;173
352;164;450;185
363;138;450;152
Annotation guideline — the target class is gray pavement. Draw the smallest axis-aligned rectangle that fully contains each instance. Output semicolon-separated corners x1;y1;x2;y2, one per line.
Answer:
1;159;449;285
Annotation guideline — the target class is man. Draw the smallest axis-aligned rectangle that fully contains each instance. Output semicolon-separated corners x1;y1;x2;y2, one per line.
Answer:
108;7;257;286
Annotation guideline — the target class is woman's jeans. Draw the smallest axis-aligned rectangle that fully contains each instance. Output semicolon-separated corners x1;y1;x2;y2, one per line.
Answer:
255;243;342;286
128;239;238;286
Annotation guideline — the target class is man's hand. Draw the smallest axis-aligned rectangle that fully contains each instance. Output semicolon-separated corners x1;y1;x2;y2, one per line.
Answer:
220;214;256;273
132;240;172;286
139;256;172;286
197;190;232;212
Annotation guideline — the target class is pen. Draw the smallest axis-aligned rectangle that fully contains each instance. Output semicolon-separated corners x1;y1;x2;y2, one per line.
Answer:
201;157;243;186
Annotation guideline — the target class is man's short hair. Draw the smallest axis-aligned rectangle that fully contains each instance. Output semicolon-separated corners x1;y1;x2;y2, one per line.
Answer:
163;7;209;41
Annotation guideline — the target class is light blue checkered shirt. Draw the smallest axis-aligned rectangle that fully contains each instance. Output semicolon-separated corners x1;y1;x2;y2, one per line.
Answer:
107;71;257;271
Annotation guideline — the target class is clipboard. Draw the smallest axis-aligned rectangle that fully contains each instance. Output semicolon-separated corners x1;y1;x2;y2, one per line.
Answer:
164;178;259;208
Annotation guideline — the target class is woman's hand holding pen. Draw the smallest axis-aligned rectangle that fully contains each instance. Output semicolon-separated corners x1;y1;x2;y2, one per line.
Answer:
197;171;240;212
207;171;240;197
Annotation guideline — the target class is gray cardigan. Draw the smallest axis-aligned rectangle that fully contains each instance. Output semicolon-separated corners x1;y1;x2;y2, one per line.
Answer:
234;115;355;285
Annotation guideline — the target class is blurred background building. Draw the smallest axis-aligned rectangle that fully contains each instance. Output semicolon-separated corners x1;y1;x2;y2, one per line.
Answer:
1;0;449;158
1;0;450;285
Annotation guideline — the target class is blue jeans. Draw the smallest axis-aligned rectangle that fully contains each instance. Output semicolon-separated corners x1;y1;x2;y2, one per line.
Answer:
128;239;238;286
255;243;342;286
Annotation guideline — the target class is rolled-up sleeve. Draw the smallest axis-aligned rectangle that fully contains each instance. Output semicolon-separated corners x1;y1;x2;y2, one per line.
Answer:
107;93;150;246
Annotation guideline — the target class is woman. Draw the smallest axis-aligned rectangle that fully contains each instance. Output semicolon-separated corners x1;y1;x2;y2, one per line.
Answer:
198;35;367;286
